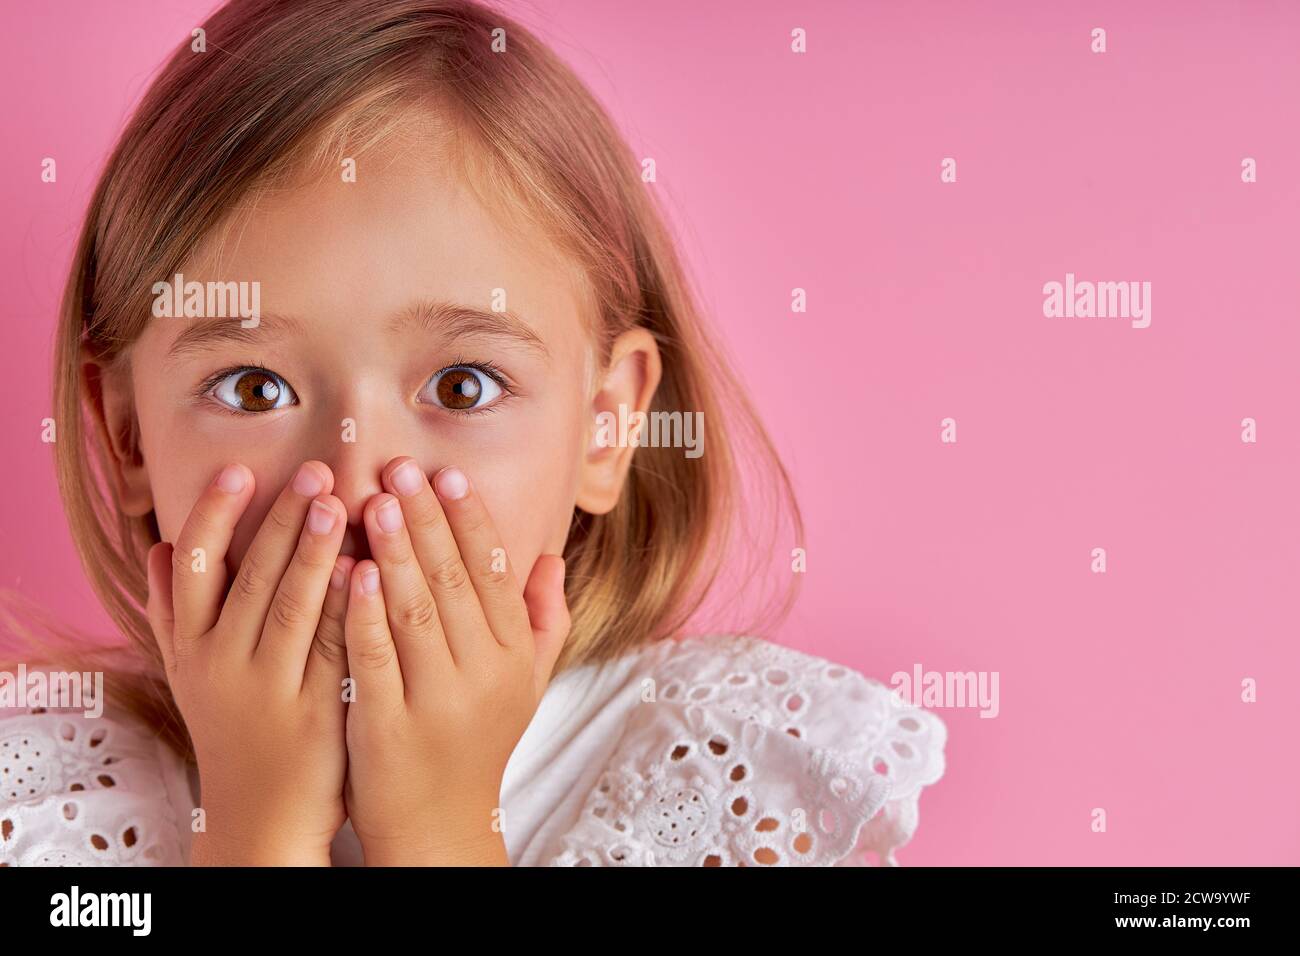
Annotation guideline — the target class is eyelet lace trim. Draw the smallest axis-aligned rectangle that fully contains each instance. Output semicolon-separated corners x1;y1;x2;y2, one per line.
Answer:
0;707;186;867
551;634;946;867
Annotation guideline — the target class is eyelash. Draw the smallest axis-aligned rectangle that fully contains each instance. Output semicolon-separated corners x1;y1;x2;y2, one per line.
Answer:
194;360;516;417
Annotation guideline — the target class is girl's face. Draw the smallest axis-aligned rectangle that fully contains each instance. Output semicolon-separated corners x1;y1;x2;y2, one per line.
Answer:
98;122;658;587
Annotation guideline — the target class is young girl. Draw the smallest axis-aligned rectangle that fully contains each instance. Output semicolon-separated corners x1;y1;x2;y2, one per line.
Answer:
0;0;945;866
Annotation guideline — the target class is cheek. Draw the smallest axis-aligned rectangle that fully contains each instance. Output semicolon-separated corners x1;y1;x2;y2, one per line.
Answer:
144;429;294;572
466;434;581;580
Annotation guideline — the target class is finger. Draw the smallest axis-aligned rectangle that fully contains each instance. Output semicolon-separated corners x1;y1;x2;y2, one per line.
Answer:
145;542;177;678
344;560;405;710
429;466;531;649
217;461;333;656
362;491;452;682
257;494;347;683
522;555;570;700
382;457;486;667
171;463;255;645
304;554;353;699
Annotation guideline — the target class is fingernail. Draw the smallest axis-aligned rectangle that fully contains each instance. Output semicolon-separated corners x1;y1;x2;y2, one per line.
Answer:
293;463;325;497
330;561;348;590
376;497;403;533
216;464;246;494
307;500;337;535
361;567;380;594
434;467;469;501
390;460;424;497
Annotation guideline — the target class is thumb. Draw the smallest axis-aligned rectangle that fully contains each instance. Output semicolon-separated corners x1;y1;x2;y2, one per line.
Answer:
523;554;569;698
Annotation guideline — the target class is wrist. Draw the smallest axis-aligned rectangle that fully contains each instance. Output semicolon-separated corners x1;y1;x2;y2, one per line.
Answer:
360;813;509;866
189;791;338;866
190;829;333;866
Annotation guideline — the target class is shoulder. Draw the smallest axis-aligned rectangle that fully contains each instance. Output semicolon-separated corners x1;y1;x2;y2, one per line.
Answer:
0;667;192;866
549;634;947;867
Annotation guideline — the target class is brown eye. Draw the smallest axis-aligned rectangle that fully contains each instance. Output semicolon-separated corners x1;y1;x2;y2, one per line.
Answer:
422;366;502;412
211;368;295;412
437;369;481;409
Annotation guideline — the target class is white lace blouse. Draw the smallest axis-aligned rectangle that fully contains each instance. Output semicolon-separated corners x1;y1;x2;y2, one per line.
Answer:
0;634;946;867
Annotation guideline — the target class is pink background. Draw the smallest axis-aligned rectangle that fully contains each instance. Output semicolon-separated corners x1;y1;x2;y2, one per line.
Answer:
2;0;1297;865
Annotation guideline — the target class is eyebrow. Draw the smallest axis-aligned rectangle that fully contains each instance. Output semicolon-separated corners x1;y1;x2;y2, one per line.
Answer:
164;312;303;361
164;298;548;361
391;299;549;358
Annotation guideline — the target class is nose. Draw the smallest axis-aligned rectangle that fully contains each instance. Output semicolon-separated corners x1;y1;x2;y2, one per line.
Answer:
320;438;391;563
329;447;385;528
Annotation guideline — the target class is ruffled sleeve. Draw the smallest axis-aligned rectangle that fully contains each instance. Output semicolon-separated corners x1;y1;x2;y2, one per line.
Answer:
0;685;192;867
548;634;946;867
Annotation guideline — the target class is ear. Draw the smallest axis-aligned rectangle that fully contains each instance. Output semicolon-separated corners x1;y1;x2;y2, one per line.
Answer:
575;327;662;516
81;350;153;517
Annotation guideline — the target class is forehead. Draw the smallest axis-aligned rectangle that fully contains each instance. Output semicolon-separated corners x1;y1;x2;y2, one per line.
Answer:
150;114;592;352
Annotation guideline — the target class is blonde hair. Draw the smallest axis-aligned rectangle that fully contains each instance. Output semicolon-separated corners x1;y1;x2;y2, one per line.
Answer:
19;0;801;760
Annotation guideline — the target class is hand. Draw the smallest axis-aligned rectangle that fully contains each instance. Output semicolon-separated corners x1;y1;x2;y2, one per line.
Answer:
145;461;352;866
342;457;569;866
